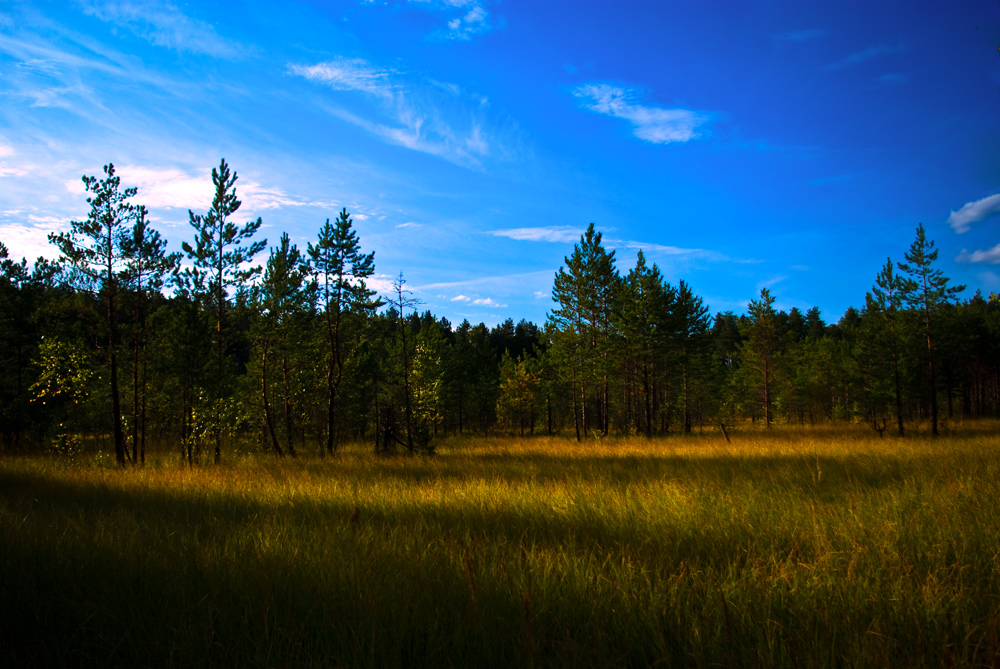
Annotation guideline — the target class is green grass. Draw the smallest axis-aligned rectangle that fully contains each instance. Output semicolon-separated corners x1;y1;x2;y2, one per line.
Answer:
2;425;1000;667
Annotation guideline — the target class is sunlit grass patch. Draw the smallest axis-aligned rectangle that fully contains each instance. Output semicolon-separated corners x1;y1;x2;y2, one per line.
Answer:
2;425;1000;666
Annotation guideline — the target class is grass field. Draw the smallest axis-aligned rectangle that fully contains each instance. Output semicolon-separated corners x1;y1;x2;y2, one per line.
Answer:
2;425;1000;667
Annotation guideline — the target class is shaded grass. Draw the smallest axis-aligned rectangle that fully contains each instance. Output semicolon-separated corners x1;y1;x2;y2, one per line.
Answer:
2;425;1000;666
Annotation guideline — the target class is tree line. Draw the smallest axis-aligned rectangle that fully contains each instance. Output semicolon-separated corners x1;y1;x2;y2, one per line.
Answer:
2;160;998;462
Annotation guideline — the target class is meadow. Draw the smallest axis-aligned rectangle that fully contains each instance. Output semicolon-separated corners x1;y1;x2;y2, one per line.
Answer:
2;425;1000;667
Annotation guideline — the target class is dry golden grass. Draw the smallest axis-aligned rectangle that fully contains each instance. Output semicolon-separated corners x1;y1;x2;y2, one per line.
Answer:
2;423;999;666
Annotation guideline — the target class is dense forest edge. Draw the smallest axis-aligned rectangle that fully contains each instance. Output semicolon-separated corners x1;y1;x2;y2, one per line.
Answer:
2;159;998;463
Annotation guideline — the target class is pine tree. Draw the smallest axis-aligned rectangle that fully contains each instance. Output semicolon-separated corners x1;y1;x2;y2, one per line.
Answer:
180;159;266;463
49;163;138;465
615;251;670;436
548;223;619;439
897;223;965;436
867;258;906;436
120;206;179;464
672;280;710;433
738;288;782;427
307;209;379;454
254;233;311;457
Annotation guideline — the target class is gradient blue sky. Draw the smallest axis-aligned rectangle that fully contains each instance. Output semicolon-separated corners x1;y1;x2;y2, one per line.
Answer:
2;0;999;326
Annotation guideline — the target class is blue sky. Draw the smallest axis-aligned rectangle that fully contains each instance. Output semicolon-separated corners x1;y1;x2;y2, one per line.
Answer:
1;0;999;326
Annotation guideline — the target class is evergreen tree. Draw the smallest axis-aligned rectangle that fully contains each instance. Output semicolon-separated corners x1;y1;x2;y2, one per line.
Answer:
307;209;378;454
253;233;311;457
867;258;907;436
672;280;710;433
897;224;965;436
121;206;179;463
548;223;619;439
49;163;139;464
180;159;265;463
738;288;782;427
615;251;670;436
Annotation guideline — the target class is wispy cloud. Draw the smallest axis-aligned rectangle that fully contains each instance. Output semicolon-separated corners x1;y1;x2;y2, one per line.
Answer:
956;244;1000;265
757;275;788;291
406;0;495;41
826;40;907;71
772;29;825;43
948;193;1000;234
288;59;396;100
572;84;710;144
78;0;244;58
490;226;583;243
611;239;726;262
491;226;734;263
417;271;552;303
290;56;504;168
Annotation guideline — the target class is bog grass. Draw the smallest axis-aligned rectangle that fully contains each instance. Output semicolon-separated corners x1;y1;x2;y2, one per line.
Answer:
2;424;1000;667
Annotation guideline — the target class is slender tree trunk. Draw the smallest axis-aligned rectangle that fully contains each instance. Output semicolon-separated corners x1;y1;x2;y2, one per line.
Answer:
281;353;296;456
763;353;772;429
571;369;581;442
400;319;415;453
108;283;127;465
926;313;938;436
891;327;905;437
132;333;140;464
546;391;553;436
261;342;284;457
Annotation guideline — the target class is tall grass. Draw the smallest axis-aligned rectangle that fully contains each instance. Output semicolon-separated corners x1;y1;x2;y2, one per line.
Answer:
2;425;999;666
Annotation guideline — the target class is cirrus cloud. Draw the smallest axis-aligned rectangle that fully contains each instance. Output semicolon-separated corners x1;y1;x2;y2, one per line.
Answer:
572;84;710;144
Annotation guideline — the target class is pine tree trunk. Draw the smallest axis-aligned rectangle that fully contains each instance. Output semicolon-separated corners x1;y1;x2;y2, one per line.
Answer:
261;342;284;457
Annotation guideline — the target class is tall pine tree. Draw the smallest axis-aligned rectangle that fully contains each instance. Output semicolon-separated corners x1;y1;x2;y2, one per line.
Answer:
897;224;965;436
49;163;138;465
307;209;378;454
181;159;266;463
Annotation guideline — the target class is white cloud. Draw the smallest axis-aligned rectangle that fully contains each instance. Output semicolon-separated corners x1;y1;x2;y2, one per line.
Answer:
491;226;735;263
65;164;335;218
78;0;243;58
573;84;709;144
290;57;501;168
948;193;1000;233
396;222;421;228
612;239;726;261
0;219;67;262
491;226;583;243
288;59;395;100
472;297;506;307
534;291;547;299
451;294;470;301
956;244;1000;265
367;273;398;294
408;0;494;41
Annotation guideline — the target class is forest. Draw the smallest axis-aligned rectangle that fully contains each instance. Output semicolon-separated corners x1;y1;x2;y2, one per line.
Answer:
1;159;998;464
